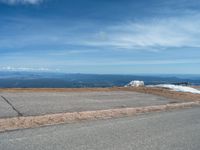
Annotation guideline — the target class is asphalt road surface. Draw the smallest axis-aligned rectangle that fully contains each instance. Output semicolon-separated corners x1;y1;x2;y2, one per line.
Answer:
0;91;178;118
0;107;199;150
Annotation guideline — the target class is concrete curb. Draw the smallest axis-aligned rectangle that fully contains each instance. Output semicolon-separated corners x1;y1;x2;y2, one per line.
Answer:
0;101;199;132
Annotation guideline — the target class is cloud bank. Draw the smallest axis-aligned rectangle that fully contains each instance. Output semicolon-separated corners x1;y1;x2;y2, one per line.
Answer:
0;0;43;5
0;66;51;71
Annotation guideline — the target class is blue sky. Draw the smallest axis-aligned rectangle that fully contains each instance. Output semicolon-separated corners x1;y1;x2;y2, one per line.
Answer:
0;0;200;74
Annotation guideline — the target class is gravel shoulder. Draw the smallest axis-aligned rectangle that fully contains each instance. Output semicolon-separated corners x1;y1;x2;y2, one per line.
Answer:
0;96;18;118
0;87;199;119
0;86;200;102
0;91;177;117
193;86;200;91
0;87;199;132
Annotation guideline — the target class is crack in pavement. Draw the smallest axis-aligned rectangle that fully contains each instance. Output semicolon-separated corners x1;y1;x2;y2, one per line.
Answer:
0;96;23;117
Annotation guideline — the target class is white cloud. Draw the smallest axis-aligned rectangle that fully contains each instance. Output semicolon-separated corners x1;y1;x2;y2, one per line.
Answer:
82;14;200;50
48;49;99;56
0;66;51;71
0;0;43;5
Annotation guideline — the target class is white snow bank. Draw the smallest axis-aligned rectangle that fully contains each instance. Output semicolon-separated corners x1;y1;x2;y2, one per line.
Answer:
125;80;144;87
148;84;200;94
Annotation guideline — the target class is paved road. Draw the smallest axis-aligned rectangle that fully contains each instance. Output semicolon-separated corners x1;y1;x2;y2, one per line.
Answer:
0;107;199;150
0;91;178;118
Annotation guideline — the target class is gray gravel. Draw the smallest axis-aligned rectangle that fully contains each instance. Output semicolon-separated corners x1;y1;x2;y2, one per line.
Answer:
0;107;199;150
0;96;18;118
0;91;178;117
194;87;200;90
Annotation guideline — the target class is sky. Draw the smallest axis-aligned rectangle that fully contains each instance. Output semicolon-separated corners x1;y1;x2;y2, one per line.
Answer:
0;0;200;74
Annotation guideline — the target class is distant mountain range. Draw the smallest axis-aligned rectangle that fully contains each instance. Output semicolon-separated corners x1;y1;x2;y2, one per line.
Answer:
0;71;199;88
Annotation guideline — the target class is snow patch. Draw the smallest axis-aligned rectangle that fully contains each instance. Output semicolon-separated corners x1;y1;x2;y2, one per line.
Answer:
148;84;200;94
125;80;144;87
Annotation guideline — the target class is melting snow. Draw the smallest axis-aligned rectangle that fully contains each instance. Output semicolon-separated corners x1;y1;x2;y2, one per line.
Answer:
148;84;200;94
125;80;145;87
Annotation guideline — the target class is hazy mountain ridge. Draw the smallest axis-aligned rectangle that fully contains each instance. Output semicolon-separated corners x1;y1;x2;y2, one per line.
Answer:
0;71;199;88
